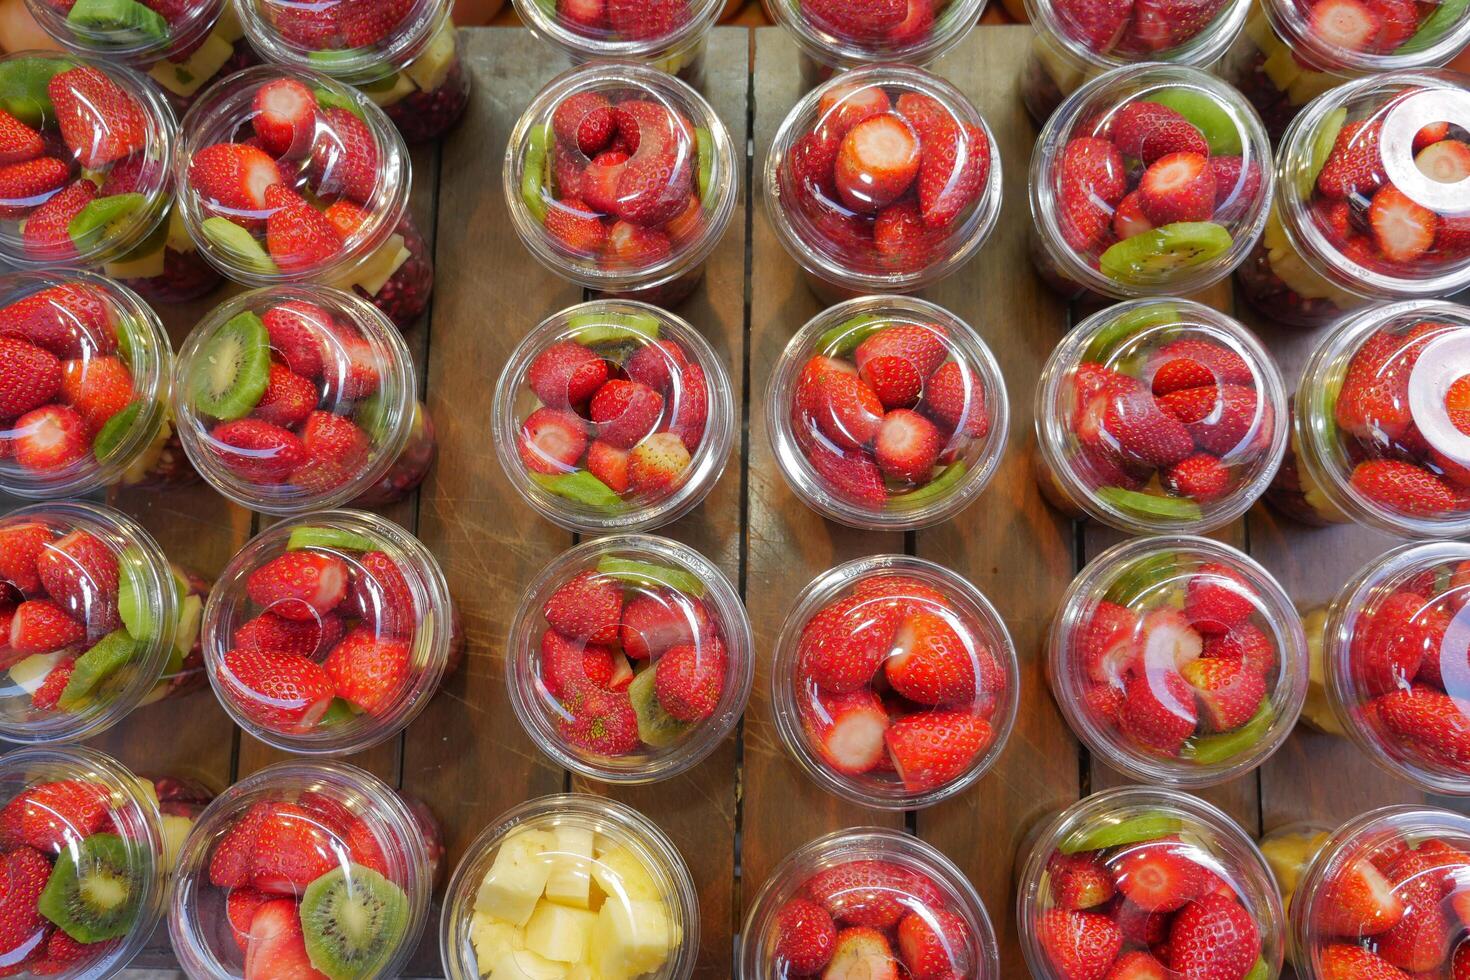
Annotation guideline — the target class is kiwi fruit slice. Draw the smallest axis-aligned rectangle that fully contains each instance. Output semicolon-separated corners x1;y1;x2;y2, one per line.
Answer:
1103;549;1180;606
887;461;969;511
68;193;146;252
628;666;690;748
0;57;71;127
530;471;624;510
1144;90;1243;156
313;87;366;120
1183;700;1275;764
1082;303;1181;362
595;557;707;598
300;863;410;980
695;127;713;203
1096;486;1204;522
565;310;661;346
1099;222;1233;284
287;526;378;553
1059;812;1186;854
191;311;271;421
1400;0;1470;53
1300;107;1347;199
38;833;143;943
521;123;552;224
200;217;279;275
92;400;143;462
66;0;168;46
115;549;154;642
1242;958;1270;980
817;312;888;357
319;698;360;727
59;630;139;712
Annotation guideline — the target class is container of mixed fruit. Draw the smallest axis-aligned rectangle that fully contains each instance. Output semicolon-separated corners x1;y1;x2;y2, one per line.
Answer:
763;0;988;87
509;0;723;90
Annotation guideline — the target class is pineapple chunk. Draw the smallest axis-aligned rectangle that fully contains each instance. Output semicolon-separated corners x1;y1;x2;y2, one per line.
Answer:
545;827;595;909
9;651;70;695
476;830;557;927
591;848;661;904
524;901;597;964
362;71;417;108
166;207;195;254
103;243;166;281
1288;68;1342;107
592;898;675;978
336;233;409;297
214;4;244;42
161;814;193;869
148;33;236;99
470;913;525;973
483;948;570;980
564;969;595;980
1261;829;1331;908
1261;46;1302;93
405;18;458;93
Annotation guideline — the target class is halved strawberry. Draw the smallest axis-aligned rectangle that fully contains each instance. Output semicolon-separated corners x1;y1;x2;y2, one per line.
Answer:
917;120;989;229
1184;563;1256;635
1319;944;1418;979
1111;837;1212;912
225;887;270;952
896;907;968;978
1137;151;1216;226
8;599;83;655
543;569;622;645
188;142;283;219
922;360;988;437
48;66;145;169
1351;459;1459;517
243;898;321;979
1416;140;1470;185
1119;668;1197;755
874;408;942;484
873;199;942;263
1167;893;1261;980
1181;656;1266;730
540;628;615;699
627;431;689;494
797;594;899;694
251;79;317;159
21;178;94;263
802;0;906;41
264;184;344;273
245;551;348;622
210;418;307;484
11;404;89;473
1368;183;1438;264
234;612;344;661
820;84;895;140
59;354;133;434
528;340;608;409
250;363;316;430
552;91;616;157
1103;388;1195;468
1052;0;1131;49
834;113;921;214
885;609;979;705
805;860;912;928
0;158;71;220
1058;137;1126;251
1038;909;1123;980
1112;192;1155;241
545;197;607;255
309;107;379;205
581;148;630;214
589;379;663;449
800;435;888;509
323;626;410;716
10;779;108;852
605;219;671;266
1081;600;1141;686
586;440;630;493
1317;120;1385;200
1164;453;1231;502
290;411;370;494
220;647;335;732
1111;102;1209;164
854;324;948;410
1308;0;1383;51
884;708;991;793
0;109;43;166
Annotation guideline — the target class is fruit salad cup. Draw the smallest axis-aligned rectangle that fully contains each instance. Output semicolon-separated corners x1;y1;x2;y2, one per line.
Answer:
1034;298;1289;535
175;67;433;329
768;295;1009;530
509;0;723;89
234;0;470;144
1016;786;1285;980
440;794;698;980
1048;536;1308;786
173;285;434;516
201;511;460;756
764;0;987;89
764;65;1003;302
770;555;1018;809
740;827;1000;979
0;52;221;305
0;502;208;746
1237;71;1470;328
168;760;436;980
1030;64;1274;301
506;535;751;783
493;301;734;533
503;62;737;308
1267;300;1470;536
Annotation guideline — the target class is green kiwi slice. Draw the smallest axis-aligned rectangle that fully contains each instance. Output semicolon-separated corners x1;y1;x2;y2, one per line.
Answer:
68;193;146;252
1082;303;1181;363
1103;549;1180;606
522;123;552;224
1099;222;1233;284
1096;486;1204;522
116;549;154;642
1300;107;1347;199
66;0;168;46
695;127;713;204
565;310;661;346
0;57;71;127
817;312;888;358
318;698;360;727
92;400;143;462
887;461;969;511
595;557;706;598
1182;700;1274;765
1144;90;1243;156
1059;812;1186;854
300;863;410;980
1242;957;1270;980
1399;0;1470;53
628;666;690;747
530;471;624;509
38;833;143;943
200;217;278;275
313;87;365;120
191;311;271;421
286;527;378;553
59;630;139;712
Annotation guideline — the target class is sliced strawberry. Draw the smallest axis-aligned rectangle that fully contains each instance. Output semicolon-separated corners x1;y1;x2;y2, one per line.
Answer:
243;898;326;979
834;113;921;214
917;120;989;230
605;219;671;267
210;418;307;484
543;569;622;645
1119;668;1197;755
264;185;344;273
187;142;283;219
252;79;317;159
1308;0;1383;50
1164;453;1231;502
11;404;89;473
884;708;991;793
581;148;630;214
221;647;336;732
797;594;899;694
1081;600;1141;686
1137;151;1216;226
21;178;94;263
885;609;979;705
1112;192;1155;240
1368;183;1438;264
245;551;348;622
1416;140;1470;185
1112;837;1212;912
1181;656;1266;730
627;431;690;494
1058;137;1126;251
8;600;83;655
854;324;948;410
48;66;145;169
322;626;410;716
874;408;942;484
589;378;663;449
226;887;270;952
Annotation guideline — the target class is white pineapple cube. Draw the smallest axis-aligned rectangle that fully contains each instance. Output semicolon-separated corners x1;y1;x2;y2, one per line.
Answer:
470;913;524;975
564;968;595;980
524;901;597;964
482;948;570;980
545;826;595;909
592;898;675;978
476;830;556;927
590;848;661;904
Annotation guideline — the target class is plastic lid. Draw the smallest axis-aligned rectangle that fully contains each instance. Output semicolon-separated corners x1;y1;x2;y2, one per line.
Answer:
766;64;1002;293
25;0;227;65
1036;298;1288;534
0;271;173;501
492;300;734;533
503;62;737;295
235;0;449;82
740;827;999;980
770;555;1018;809
509;0;723;63
173;284;417;515
1048;536;1308;786
768;0;988;70
768;295;1009;530
0;52;175;271
1026;0;1249;68
1263;0;1470;75
1016;786;1284;980
174;65;410;286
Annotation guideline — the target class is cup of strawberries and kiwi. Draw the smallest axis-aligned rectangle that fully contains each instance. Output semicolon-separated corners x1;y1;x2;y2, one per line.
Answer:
764;65;1002;303
1237;71;1470;328
174;66;434;330
1267;300;1470;536
1029;63;1274;302
233;0;469;144
740;826;999;979
1016;785;1285;980
503;61;738;309
1033;298;1289;535
168;760;438;980
510;0;723;90
0;51;223;306
766;295;1009;530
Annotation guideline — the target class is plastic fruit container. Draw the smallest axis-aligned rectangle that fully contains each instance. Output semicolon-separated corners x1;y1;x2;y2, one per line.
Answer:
740;827;1000;979
1029;64;1273;301
764;65;1002;301
1034;298;1289;535
173;284;434;516
168;760;436;980
764;0;987;84
1267;299;1470;536
506;534;751;783
1237;71;1470;328
769;555;1018;809
0;746;175;979
503;62;737;308
492;300;734;533
174;66;433;330
0;502;208;746
1016;786;1285;980
234;0;470;144
767;295;1009;530
1047;536;1308;787
200;510;459;756
440;793;698;980
509;0;722;89
0;51;221;305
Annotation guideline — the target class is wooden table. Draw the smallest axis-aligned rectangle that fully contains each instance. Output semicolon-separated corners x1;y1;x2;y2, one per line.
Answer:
40;23;1469;977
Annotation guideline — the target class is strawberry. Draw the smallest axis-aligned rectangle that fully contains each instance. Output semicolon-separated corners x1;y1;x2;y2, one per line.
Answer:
518;407;589;476
226;887;270;952
619;590;709;660
1049;852;1116;910
1373;685;1470;774
552;143;586;201
545;197;607;255
343;817;388;876
1319;854;1405;936
347;551;414;639
60;354;134;434
797;595;899;694
0;158;71;220
873;199;942;262
245;551;348;622
1167;893;1261;980
801;0;906;40
854;325;947;410
1158;383;1267;457
290;410;370;493
668;362;708;451
820;84;895;141
1111;102;1209;164
888;0;937;44
42;927;90;967
896;907;968;979
789;129;841;202
821;927;899;979
559;687;639;754
1104;950;1168;980
309;108;378;205
1112;192;1155;240
0;847;50;961
1120;0;1227;51
624;341;688;393
590;379;664;449
210;419;307;484
557;0;606;31
30;656;73;710
552;92;616;157
886;609;978;704
544;569;622;644
1164;453;1231;502
243;898;327;979
1352;591;1433;695
1058;137;1126;250
1369;184;1438;264
1416;139;1470;184
11;780;108;853
48;67;145;169
265;185;343;273
0;284;117;360
221;647;336;732
1203;623;1276;677
884;709;991;793
528;340;608;408
654;640;725;721
1039;908;1123;980
1119;668;1197;755
1351;460;1460;517
1184;563;1256;635
1181;656;1266;731
917;120;989;229
774;898;837;976
262;302;332;379
1317;120;1385;199
35;529;117;630
234;612;344;661
1150;338;1255;392
318;332;380;401
1103;388;1195;467
338;0;413;45
922;360;988;437
251;79;317;159
540;629;615;699
1081;600;1141;685
1375;850;1458;971
802;687;890;775
322;199;369;239
187;142;283;218
834;113;921;214
586;440;630;493
614;100;693;156
0;523;48;596
1209;156;1264;215
0;110;42;166
797;428;888;508
611;120;692;227
605;220;672;266
249;364;316;430
209;803;271;888
0;338;61;419
805;861;912;928
1319;944;1414;979
323;626;410;716
874;409;941;483
1112;837;1211;912
8;600;83;655
21;179;94;263
606;0;688;38
1308;0;1383;50
1138;152;1216;226
627;431;690;494
1053;0;1132;49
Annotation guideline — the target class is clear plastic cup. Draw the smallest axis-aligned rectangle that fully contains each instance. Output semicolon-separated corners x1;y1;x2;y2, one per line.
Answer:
492;300;733;534
0;51;221;305
769;555;1018;810
1016;786;1285;980
1267;300;1470;536
0;501;200;745
764;64;1002;302
174;66;433;329
440;793;698;980
509;0;723;89
1047;535;1308;787
1033;298;1289;535
200;509;459;756
168;760;435;979
740;827;999;979
503;61;737;308
234;0;470;144
1029;64;1273;302
767;295;1009;530
0;745;170;979
173;284;433;516
1288;805;1470;977
1237;71;1470;328
763;0;987;85
506;534;751;783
